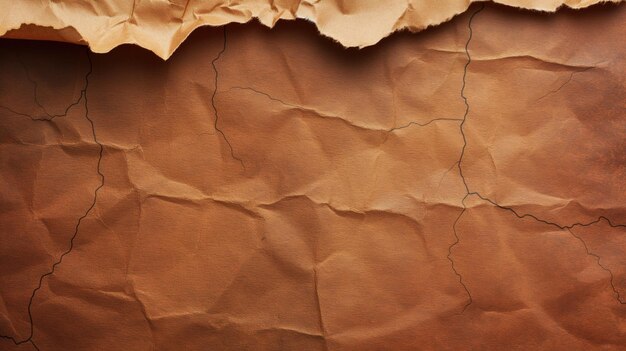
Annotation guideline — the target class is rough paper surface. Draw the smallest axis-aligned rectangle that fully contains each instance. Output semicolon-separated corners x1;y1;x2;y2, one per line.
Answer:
1;2;626;351
0;0;622;59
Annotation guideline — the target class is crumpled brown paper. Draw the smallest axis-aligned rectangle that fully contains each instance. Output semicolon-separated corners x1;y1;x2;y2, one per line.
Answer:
0;0;622;59
1;2;626;351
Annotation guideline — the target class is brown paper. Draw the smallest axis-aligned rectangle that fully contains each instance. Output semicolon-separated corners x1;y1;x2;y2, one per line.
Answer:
1;2;626;351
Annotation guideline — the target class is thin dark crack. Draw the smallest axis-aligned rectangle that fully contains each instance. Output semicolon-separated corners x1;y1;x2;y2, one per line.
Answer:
0;49;104;347
19;59;52;117
456;5;483;195
0;58;88;122
211;28;245;170
567;229;626;304
536;67;593;102
536;71;575;101
446;4;484;314
387;118;463;132
470;192;626;231
445;4;625;311
447;194;473;313
0;92;85;122
436;161;459;194
467;192;626;304
225;85;462;132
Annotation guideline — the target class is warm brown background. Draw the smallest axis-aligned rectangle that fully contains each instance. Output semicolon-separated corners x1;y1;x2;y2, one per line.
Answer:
1;3;625;350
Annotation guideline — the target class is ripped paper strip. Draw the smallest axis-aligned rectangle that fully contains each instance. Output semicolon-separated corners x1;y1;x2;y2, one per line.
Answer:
0;0;622;58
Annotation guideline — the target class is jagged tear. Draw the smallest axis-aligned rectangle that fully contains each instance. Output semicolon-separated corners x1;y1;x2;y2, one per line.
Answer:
0;0;623;59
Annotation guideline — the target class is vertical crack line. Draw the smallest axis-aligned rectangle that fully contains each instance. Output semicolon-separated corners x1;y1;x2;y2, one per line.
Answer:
18;58;52;118
211;27;245;170
566;228;626;305
444;4;624;310
447;196;473;313
447;4;484;314
457;4;484;194
0;48;104;347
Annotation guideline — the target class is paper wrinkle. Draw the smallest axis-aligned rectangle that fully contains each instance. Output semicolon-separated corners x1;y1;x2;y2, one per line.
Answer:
221;86;462;133
132;171;465;222
470;54;599;70
2;3;626;350
0;0;622;59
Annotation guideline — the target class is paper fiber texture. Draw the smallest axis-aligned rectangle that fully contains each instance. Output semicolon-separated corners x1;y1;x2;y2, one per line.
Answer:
1;2;626;351
0;0;622;59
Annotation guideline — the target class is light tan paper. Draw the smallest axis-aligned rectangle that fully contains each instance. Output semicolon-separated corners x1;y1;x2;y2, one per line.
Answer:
1;2;626;351
0;0;622;59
